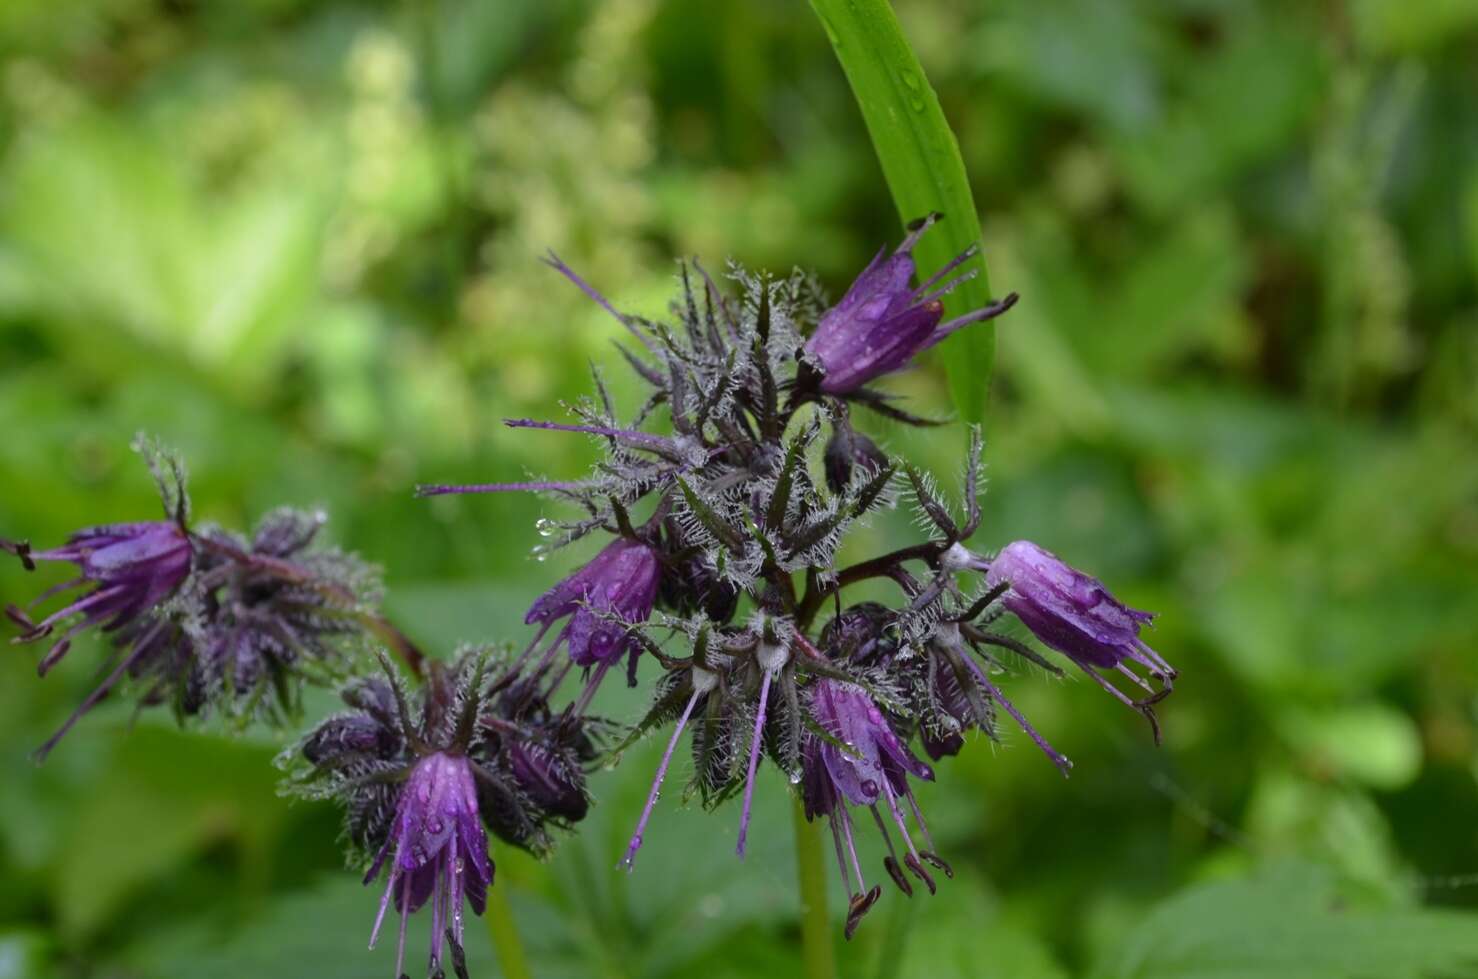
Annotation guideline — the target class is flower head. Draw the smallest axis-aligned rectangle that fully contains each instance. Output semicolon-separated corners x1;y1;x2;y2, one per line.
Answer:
185;507;381;718
526;537;660;667
801;678;946;938
986;540;1174;734
284;652;501;979
804;213;1017;395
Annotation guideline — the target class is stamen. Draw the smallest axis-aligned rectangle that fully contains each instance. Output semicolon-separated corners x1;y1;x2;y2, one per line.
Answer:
0;538;35;571
837;804;867;891
921;851;954;879
735;667;775;857
959;653;1073;776
868;805;912;896
395;871;411;979
827;809;855;897
928;293;1020;345
569;660;612;717
902;783;938;854
903;853;937;895
448;929;470;979
844;885;883;941
912;244;980;300
621;685;703;870
33;618;165;761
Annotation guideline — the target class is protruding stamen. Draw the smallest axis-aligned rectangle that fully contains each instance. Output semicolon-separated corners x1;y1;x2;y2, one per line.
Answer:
0;538;35;571
929;293;1020;345
844;885;883;941
827;809;855;897
904;853;937;895
902;782;938;854
960;653;1073;776
33;619;163;762
448;929;470;979
883;855;913;897
921;851;954;879
621;685;703;871
869;805;911;896
837;804;867;893
735;666;775;858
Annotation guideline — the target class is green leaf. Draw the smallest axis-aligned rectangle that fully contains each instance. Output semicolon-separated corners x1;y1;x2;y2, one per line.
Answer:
809;0;998;422
1091;864;1478;979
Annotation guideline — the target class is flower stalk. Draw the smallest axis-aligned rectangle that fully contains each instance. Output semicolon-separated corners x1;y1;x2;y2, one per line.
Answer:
793;795;838;979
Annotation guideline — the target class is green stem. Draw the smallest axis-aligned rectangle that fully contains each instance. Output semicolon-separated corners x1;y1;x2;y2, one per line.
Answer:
485;876;533;979
808;0;997;423
792;796;838;979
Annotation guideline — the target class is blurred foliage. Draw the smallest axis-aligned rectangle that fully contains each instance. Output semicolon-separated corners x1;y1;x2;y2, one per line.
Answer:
2;0;1477;976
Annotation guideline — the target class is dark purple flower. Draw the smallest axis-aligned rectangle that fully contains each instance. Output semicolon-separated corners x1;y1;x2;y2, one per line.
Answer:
366;751;492;979
801;678;948;938
3;521;191;676
184;508;377;718
504;738;588;823
804;213;1018;395
526;537;660;668
986;540;1175;725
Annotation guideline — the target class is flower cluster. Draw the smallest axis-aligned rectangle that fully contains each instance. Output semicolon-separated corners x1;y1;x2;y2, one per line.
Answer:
417;216;1174;940
6;217;1174;976
3;441;388;758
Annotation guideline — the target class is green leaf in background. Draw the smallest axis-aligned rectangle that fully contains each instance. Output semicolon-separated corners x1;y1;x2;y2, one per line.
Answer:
1091;863;1478;979
809;0;998;422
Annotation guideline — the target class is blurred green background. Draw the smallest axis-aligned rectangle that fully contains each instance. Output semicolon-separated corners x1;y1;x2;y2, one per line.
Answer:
2;0;1478;976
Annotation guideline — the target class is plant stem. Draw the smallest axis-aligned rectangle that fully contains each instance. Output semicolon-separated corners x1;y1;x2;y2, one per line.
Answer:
792;796;838;979
485;878;533;979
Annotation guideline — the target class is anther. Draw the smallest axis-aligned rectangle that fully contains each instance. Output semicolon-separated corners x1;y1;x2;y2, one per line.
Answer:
904;853;937;895
883;855;914;896
921;850;954;879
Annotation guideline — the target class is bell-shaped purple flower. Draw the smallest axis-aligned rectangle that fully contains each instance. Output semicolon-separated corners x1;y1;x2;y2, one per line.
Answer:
3;521;191;676
366;751;493;979
804;213;1018;395
526;537;660;667
986;540;1175;728
801;678;949;938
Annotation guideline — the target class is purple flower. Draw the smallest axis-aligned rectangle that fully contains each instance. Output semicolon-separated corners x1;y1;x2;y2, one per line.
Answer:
287;653;510;979
366;752;492;979
804;213;1018;395
801;678;948;938
526;537;660;668
3;522;191;676
987;540;1175;729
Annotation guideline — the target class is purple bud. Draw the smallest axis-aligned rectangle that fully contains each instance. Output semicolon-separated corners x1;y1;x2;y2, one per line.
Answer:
505;739;588;823
985;540;1173;682
527;538;661;666
804;214;1018;395
823;424;889;493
